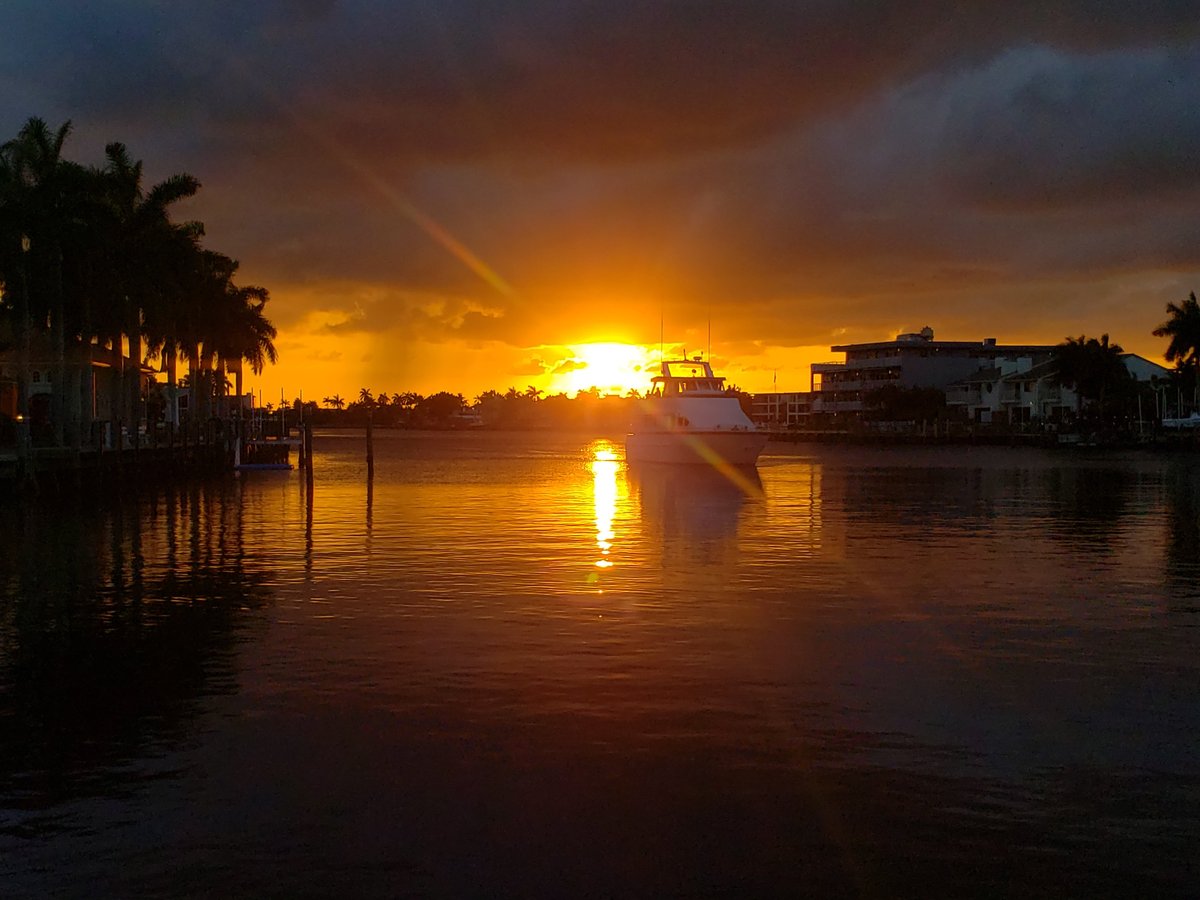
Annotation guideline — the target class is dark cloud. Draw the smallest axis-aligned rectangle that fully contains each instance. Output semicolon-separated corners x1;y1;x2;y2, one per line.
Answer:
3;1;1199;378
8;2;1200;161
940;45;1200;207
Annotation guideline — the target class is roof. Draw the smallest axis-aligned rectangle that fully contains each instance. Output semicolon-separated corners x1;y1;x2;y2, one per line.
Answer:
831;339;1057;354
947;366;1002;387
999;359;1059;382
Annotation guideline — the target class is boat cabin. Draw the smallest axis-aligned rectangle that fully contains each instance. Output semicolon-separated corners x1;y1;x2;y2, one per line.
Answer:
652;358;726;396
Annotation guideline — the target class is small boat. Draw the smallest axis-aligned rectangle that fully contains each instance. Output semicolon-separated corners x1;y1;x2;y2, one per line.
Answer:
1162;412;1200;429
625;357;768;466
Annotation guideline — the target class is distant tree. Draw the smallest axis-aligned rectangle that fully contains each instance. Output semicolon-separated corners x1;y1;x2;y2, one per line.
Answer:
357;387;374;407
864;384;947;422
1054;334;1130;417
416;391;466;426
323;394;345;410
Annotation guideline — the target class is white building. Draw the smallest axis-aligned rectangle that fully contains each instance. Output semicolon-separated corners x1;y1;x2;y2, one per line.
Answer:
945;353;1170;424
810;328;1057;416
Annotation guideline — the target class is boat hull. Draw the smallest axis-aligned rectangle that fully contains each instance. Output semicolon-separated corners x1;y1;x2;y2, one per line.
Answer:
625;430;768;466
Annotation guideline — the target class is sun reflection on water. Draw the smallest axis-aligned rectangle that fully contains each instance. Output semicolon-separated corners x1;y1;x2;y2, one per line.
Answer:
590;442;620;578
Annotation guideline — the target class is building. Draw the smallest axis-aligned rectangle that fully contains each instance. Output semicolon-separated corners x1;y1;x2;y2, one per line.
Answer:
0;336;159;447
749;391;812;429
810;327;1058;417
945;359;1069;424
945;353;1171;424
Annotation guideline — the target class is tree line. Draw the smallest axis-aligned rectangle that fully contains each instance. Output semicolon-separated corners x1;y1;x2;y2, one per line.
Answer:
299;385;676;431
0;117;277;448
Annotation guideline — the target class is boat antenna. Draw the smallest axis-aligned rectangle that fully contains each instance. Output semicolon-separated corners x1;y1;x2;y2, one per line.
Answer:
659;311;664;363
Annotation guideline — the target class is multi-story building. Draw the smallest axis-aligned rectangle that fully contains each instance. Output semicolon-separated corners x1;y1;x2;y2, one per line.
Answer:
810;327;1058;416
946;353;1170;424
749;391;812;429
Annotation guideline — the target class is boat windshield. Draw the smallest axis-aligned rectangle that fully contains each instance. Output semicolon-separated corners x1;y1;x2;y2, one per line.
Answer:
662;361;712;379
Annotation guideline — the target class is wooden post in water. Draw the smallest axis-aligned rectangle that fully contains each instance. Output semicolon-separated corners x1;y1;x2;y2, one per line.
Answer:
366;412;374;479
304;421;314;482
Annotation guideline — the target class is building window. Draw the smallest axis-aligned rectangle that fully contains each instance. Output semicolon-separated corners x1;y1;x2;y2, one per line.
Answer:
32;371;40;383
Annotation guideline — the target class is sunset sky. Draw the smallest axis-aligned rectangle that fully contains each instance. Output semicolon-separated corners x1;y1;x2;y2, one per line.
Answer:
3;2;1198;401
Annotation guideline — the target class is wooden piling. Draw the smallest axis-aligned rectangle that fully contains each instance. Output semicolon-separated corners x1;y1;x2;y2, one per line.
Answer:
366;413;374;479
304;421;314;482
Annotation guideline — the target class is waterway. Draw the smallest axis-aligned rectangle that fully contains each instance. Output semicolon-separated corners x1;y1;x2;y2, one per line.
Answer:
2;432;1198;896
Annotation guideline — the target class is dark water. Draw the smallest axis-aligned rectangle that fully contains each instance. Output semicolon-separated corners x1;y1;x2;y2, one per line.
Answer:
2;432;1199;897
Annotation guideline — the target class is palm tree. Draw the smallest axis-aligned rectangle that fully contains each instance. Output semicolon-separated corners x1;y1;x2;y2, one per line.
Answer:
358;387;374;407
1;118;77;444
215;283;277;417
0;148;34;429
1154;292;1200;369
1054;334;1129;419
323;394;345;410
1154;292;1200;413
97;141;201;437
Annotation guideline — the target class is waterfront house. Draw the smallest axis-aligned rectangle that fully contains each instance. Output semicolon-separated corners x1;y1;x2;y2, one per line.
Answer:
0;335;157;448
945;353;1170;424
810;328;1058;419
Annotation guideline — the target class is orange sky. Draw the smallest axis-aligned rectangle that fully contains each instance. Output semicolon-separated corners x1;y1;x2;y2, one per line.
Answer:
5;4;1198;403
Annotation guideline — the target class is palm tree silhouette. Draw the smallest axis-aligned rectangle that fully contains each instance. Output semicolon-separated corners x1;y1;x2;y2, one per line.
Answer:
1;118;277;445
1154;293;1200;366
1154;294;1200;411
101;140;201;431
2;118;76;444
323;394;345;410
1055;334;1128;419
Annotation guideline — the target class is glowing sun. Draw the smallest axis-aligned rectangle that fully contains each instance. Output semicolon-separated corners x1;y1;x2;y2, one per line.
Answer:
548;342;657;396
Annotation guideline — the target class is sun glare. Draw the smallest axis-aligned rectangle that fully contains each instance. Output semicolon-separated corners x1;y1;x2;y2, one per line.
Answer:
549;342;656;397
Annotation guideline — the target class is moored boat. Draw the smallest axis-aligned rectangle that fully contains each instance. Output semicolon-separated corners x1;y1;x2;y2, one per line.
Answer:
625;357;767;466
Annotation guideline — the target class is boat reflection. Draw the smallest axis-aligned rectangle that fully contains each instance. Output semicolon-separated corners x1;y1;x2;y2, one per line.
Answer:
625;461;761;572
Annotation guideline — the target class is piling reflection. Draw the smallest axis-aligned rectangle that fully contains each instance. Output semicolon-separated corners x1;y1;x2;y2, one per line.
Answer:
1163;460;1200;612
0;484;273;824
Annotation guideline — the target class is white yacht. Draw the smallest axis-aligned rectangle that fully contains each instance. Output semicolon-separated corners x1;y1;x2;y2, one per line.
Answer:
625;357;768;466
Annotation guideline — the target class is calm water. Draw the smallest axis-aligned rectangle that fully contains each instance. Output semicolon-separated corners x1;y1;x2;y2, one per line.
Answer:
2;432;1199;897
